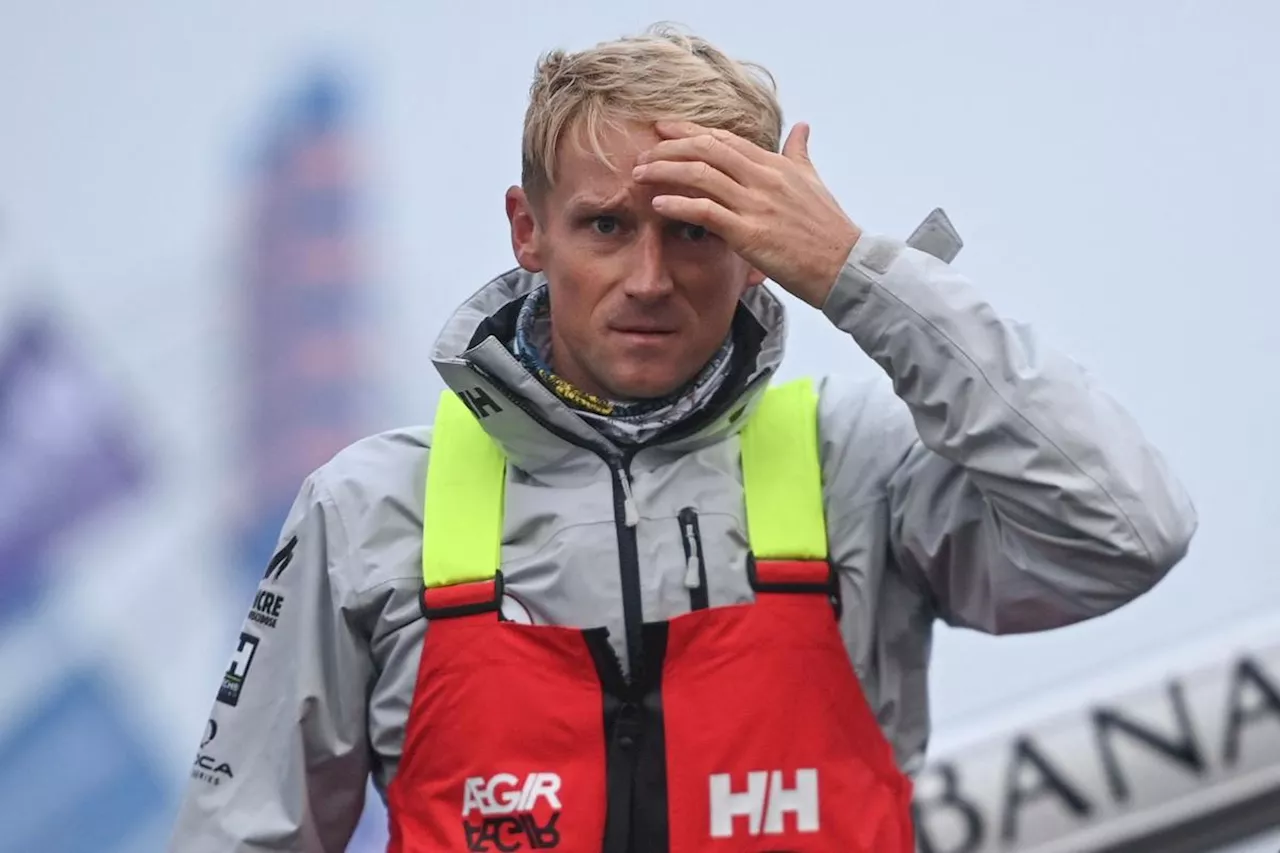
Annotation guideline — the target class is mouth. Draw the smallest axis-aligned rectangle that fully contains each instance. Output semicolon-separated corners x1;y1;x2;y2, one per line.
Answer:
612;328;677;343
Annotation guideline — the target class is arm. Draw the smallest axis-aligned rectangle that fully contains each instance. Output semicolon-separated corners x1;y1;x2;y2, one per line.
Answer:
167;473;372;851
820;232;1197;632
628;120;1196;631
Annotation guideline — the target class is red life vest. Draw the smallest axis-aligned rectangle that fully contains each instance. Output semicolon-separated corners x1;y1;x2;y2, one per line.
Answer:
386;379;915;852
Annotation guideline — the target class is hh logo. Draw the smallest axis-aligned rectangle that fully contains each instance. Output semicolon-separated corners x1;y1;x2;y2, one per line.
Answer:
460;387;503;420
709;769;820;838
462;773;562;851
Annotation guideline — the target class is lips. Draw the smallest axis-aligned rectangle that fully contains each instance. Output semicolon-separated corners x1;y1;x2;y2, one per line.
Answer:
612;328;676;347
613;328;676;341
611;321;677;333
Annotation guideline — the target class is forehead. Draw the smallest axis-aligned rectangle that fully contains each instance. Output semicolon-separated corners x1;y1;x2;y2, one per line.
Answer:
551;118;659;205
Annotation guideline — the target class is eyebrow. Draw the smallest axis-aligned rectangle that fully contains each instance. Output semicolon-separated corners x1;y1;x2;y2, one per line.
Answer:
564;191;631;215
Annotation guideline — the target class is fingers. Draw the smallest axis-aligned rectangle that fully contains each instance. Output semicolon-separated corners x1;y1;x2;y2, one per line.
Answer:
632;159;745;208
781;122;811;165
652;120;772;157
650;194;743;242
639;122;768;184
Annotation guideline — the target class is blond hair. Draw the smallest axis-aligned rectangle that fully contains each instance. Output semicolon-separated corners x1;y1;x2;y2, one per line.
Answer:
521;24;783;199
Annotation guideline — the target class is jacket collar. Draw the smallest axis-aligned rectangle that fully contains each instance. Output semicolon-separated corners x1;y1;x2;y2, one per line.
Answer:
430;267;787;472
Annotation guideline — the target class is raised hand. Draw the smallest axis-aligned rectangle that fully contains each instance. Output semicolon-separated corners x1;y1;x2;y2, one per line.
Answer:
633;120;862;308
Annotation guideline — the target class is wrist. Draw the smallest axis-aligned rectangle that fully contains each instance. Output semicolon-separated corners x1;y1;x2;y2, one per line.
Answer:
802;222;862;308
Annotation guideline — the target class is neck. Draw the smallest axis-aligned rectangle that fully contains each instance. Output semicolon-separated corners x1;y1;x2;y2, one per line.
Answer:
510;285;740;443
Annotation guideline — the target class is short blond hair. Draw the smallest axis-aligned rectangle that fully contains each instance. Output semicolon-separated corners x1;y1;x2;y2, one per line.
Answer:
521;23;783;199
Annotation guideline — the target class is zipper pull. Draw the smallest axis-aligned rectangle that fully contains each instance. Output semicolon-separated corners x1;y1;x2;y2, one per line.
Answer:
616;467;639;527
683;523;701;589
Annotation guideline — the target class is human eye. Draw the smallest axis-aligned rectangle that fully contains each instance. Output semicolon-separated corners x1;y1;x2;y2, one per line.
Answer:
590;215;621;235
676;222;710;242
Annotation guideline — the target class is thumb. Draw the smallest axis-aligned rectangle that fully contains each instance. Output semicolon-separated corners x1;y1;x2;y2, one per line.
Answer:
782;122;811;164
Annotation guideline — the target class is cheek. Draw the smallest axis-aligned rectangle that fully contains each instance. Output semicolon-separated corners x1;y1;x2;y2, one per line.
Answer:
548;271;610;336
674;242;748;282
680;262;747;314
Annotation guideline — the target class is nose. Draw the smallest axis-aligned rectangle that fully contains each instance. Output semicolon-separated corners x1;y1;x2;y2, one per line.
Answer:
621;225;674;301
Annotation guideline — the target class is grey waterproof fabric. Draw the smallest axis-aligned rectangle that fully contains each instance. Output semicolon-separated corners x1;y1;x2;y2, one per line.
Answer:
167;223;1196;851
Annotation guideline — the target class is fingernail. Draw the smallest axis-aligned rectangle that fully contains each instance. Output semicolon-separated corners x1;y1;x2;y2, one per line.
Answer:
632;165;648;178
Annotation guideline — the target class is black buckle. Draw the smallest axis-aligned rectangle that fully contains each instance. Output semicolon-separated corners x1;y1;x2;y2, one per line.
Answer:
746;555;843;620
419;571;505;620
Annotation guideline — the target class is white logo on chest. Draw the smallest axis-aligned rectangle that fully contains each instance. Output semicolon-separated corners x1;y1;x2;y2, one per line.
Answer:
709;769;820;838
462;772;562;817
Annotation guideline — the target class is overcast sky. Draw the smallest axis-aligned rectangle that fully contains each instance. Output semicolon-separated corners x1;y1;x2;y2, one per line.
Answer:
1;1;1277;846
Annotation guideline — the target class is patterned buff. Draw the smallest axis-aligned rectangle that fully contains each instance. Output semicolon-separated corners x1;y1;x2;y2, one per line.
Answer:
511;284;736;445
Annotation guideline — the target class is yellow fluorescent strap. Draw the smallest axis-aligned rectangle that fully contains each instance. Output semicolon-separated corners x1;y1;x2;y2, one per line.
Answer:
740;378;829;561
422;390;506;588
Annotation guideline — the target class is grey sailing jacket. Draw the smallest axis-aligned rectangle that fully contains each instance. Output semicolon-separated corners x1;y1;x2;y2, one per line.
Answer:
167;224;1197;851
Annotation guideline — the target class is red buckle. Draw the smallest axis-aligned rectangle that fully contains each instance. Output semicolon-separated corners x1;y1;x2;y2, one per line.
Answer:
747;558;839;617
748;558;842;618
420;573;504;620
749;558;832;591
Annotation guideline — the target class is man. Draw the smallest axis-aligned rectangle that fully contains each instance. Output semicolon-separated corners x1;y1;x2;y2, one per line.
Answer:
169;25;1197;852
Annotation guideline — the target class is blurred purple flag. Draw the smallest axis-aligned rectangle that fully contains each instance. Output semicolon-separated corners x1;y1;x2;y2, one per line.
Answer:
0;309;147;604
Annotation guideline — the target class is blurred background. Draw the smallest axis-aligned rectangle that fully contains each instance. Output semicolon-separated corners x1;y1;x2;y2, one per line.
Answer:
0;1;1276;851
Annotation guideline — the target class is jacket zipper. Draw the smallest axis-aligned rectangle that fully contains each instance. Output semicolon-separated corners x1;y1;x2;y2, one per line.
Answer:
613;454;644;681
615;466;640;527
678;508;709;611
460;372;646;682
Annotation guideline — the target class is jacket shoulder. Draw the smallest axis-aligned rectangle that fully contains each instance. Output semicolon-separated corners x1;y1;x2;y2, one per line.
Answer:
306;425;434;594
811;371;917;493
313;425;433;501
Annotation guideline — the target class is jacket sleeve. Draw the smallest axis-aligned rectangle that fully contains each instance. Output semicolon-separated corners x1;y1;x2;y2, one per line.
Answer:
818;231;1198;634
167;472;372;851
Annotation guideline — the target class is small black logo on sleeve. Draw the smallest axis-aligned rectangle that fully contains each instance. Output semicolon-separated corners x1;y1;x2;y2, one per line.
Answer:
216;632;260;707
248;589;286;629
263;536;298;582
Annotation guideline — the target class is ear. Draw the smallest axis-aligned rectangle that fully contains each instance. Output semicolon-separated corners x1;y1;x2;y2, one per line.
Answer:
506;186;545;273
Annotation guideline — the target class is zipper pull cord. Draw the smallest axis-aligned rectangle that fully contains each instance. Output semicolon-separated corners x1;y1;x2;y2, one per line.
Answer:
616;467;639;527
683;522;701;588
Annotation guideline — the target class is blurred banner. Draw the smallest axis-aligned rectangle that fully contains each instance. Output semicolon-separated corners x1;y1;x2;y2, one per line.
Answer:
0;308;155;853
233;67;373;593
914;613;1280;853
229;68;388;849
